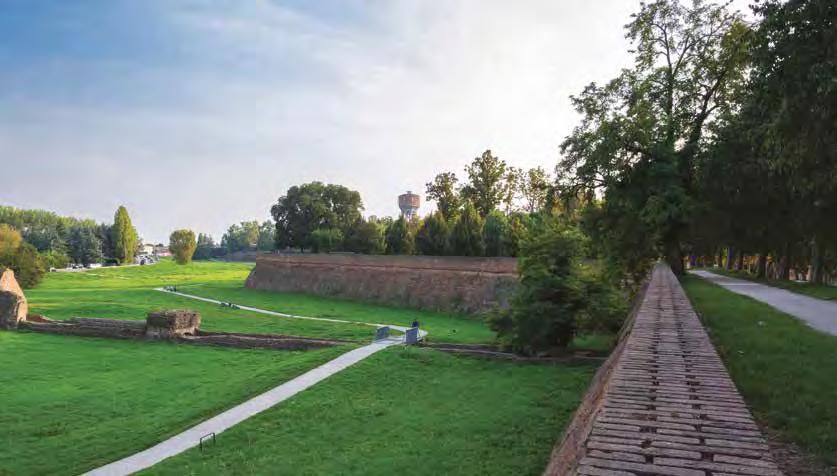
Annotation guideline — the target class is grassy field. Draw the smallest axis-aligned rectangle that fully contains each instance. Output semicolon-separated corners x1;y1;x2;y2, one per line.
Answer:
185;280;496;344
143;347;595;476
682;275;837;470
26;260;495;344
698;267;837;300
0;332;350;476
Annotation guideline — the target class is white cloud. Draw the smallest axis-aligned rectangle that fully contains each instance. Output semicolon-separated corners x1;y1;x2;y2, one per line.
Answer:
0;0;752;242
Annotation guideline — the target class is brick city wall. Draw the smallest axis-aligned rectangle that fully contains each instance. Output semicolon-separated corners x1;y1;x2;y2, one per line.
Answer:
245;254;518;314
545;264;783;476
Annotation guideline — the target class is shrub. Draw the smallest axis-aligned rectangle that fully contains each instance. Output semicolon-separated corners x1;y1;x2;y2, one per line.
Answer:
310;228;344;253
488;219;625;354
344;219;385;254
169;229;197;265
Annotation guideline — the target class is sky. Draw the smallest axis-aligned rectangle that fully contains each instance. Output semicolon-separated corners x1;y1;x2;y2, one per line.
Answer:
0;0;753;244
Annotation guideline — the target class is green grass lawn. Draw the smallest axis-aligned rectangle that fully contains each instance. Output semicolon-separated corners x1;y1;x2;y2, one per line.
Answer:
0;332;350;476
186;280;496;344
698;267;837;300
143;347;595;476
682;275;837;470
26;259;494;343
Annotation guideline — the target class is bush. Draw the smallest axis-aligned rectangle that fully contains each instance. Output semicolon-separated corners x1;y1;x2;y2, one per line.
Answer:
344;219;385;254
7;243;45;288
169;229;197;265
488;219;625;354
310;228;343;253
40;250;70;269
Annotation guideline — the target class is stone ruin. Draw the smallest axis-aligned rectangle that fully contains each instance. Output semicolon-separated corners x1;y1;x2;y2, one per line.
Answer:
145;309;200;339
0;268;27;330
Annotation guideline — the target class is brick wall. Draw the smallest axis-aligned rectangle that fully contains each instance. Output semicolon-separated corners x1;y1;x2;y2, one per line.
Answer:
245;254;518;314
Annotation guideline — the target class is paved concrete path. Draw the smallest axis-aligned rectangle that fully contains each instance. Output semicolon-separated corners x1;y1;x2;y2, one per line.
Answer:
690;270;837;337
154;287;427;341
569;265;782;475
83;290;425;475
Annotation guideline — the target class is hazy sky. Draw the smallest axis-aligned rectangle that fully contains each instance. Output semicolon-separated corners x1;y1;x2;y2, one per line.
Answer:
0;0;753;243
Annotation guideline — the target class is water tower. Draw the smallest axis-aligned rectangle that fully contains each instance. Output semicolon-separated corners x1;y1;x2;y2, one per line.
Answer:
398;191;420;220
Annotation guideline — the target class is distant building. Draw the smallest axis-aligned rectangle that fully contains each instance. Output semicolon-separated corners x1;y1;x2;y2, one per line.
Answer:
139;243;155;255
398;191;420;220
153;244;171;257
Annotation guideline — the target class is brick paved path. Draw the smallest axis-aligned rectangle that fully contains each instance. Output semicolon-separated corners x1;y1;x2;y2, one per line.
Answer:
574;265;782;476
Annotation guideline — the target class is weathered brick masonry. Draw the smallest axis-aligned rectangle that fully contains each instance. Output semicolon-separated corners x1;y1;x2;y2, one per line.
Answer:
245;254;518;314
546;264;782;476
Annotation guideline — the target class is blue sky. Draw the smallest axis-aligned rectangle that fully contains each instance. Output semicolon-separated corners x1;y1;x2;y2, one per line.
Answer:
0;0;751;243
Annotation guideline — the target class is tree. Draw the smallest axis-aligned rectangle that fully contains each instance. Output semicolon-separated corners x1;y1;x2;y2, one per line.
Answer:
425;172;461;221
5;243;45;289
0;224;22;257
482;211;511;257
194;233;216;260
68;226;103;266
344;218;386;254
461;150;507;217
271;182;363;250
169;229;197;265
112;206;138;265
415;212;450;256
521;167;550;213
501;166;523;213
385;216;414;255
450;201;484;256
559;0;750;275
222;221;261;253
488;220;587;353
310;228;344;253
257;221;275;251
40;250;70;269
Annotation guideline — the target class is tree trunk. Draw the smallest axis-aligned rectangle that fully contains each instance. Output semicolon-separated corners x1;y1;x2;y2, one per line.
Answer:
756;252;768;279
725;247;734;270
717;249;724;267
736;252;744;271
666;240;685;275
779;242;791;280
811;237;825;284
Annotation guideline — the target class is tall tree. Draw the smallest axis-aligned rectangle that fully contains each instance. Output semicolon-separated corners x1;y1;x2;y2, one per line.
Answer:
271;182;363;251
461;150;508;218
385;216;414;255
425;172;461;221
482;211;511;257
450;201;484;256
111;206;138;265
193;233;216;260
415;212;451;256
68;226;103;266
169;229;197;265
559;0;750;274
521;167;550;213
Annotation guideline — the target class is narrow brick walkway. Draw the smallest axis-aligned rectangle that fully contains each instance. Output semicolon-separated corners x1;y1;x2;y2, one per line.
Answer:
574;265;782;476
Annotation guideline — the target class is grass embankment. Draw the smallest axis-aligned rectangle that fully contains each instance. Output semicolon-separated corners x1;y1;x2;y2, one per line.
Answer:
26;260;495;343
0;332;349;476
186;281;496;344
700;267;837;300
682;276;837;470
144;347;595;476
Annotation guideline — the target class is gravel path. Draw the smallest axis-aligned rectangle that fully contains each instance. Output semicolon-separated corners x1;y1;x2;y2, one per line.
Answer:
82;290;423;475
690;270;837;337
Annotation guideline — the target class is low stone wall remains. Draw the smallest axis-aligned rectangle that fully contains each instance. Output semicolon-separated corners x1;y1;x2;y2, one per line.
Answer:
545;264;783;476
245;254;518;314
20;312;340;351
